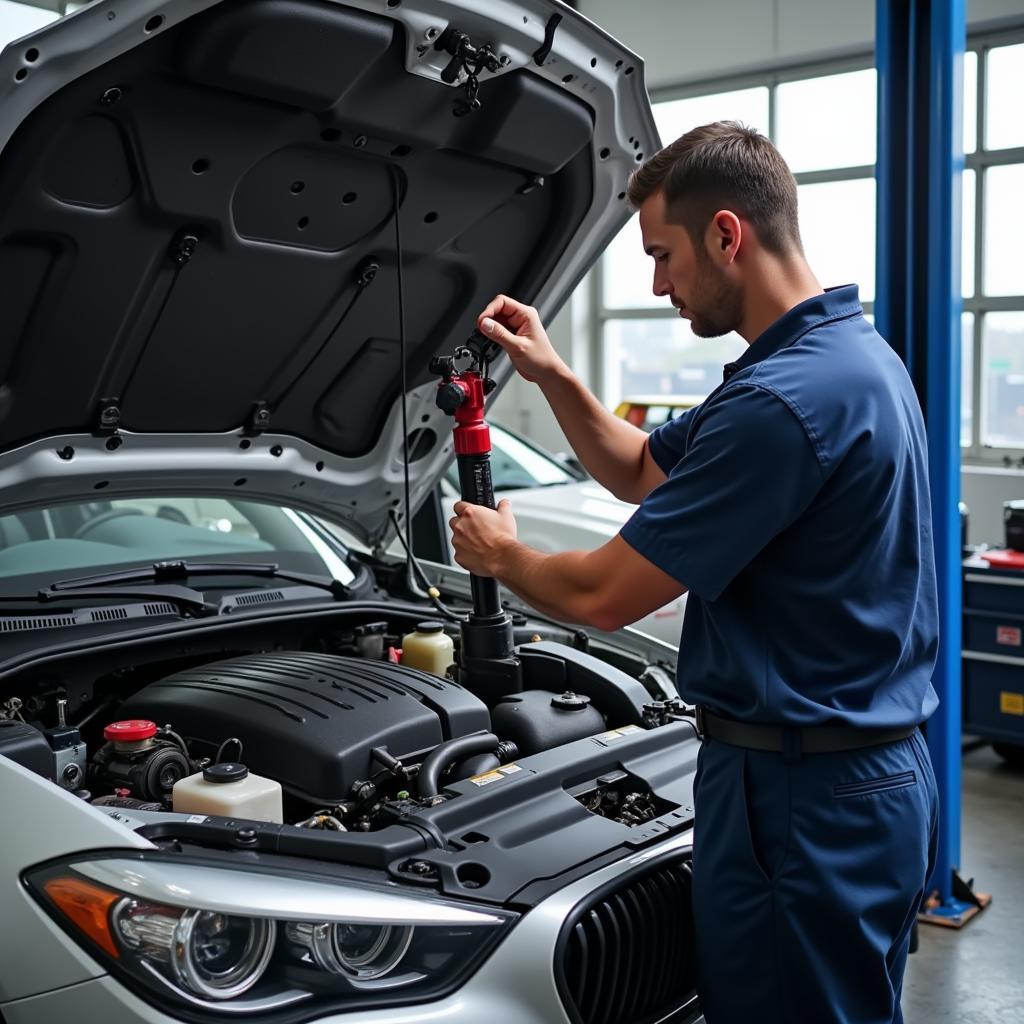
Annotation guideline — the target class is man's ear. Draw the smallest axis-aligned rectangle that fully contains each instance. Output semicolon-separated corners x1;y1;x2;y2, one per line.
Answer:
706;210;742;266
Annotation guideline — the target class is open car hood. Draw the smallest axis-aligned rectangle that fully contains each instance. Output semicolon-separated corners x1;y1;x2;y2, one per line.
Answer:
0;0;658;547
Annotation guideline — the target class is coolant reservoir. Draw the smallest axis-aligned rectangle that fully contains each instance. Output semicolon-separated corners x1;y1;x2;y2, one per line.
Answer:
172;762;283;823
401;621;455;676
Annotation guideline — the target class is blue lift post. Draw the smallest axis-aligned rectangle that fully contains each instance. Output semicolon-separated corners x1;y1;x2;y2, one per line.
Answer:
876;0;985;925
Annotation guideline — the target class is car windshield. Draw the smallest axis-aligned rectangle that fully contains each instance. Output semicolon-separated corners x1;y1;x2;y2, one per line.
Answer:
0;497;355;591
445;426;575;492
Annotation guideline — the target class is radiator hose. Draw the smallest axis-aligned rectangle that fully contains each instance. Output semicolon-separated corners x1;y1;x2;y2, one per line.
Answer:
418;732;500;798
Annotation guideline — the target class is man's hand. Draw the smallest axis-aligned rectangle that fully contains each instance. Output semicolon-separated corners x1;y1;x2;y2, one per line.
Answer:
449;499;518;577
477;295;566;384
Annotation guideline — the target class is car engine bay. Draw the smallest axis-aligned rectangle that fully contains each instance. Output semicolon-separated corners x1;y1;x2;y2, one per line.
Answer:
0;600;698;847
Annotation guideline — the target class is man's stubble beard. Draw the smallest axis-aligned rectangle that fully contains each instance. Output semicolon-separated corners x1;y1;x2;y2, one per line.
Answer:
688;244;744;339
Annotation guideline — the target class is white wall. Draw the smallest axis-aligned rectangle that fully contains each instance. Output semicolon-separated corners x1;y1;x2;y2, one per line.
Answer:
579;0;1024;90
580;0;873;90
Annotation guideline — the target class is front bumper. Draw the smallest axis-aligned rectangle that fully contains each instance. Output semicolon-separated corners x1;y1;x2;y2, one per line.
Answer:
2;830;697;1024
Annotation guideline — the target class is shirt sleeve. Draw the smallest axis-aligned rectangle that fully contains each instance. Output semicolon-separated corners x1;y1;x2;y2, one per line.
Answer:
646;406;700;474
620;384;824;601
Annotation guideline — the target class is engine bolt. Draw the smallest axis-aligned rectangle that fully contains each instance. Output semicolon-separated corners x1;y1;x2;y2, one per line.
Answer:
403;859;436;877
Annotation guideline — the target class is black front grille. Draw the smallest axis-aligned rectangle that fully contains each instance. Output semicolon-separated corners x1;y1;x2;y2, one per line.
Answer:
558;858;697;1024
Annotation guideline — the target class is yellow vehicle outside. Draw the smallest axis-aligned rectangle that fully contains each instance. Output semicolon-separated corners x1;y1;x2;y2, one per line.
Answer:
613;395;704;432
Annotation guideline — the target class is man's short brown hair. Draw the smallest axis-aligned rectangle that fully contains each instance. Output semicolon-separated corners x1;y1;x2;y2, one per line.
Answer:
627;121;802;255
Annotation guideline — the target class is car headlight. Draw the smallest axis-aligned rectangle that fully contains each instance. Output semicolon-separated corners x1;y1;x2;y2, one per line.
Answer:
116;902;277;999
25;857;515;1017
286;920;413;980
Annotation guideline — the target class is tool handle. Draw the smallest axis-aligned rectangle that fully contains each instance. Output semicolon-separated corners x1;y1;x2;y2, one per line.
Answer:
457;453;496;510
456;453;501;617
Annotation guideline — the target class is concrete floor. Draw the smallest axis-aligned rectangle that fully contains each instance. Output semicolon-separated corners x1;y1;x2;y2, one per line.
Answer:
902;744;1024;1023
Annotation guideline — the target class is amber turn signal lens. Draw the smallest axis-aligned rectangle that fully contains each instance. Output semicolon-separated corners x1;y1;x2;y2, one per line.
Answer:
43;876;121;959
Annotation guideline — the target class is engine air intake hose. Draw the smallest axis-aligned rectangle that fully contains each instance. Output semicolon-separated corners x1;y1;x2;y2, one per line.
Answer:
418;732;499;798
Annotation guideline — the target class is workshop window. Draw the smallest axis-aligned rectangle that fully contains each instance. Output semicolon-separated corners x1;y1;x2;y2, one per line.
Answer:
0;0;57;46
962;313;975;448
797;177;876;302
595;62;876;412
602;214;655;310
775;69;876;173
595;28;1024;469
985;42;1024;151
602;319;745;407
962;31;1024;463
654;87;770;145
982;164;1024;297
981;313;1024;450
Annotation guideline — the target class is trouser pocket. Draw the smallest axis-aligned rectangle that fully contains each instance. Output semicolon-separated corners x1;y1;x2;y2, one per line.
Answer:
741;751;788;882
833;769;917;799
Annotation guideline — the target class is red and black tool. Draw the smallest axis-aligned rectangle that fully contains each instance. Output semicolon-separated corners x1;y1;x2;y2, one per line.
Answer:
431;334;522;704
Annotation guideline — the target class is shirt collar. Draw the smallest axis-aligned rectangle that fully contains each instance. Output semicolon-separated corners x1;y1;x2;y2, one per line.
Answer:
722;284;863;382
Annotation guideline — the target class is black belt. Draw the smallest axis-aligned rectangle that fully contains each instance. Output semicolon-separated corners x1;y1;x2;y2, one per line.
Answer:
697;707;918;755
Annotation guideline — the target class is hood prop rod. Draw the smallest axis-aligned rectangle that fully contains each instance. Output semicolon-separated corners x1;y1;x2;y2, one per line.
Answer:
249;256;381;436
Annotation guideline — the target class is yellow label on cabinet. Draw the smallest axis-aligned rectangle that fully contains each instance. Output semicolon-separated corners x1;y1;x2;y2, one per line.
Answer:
1000;691;1024;716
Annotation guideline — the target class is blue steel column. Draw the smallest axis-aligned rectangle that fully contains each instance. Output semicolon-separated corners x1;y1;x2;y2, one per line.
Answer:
875;0;964;903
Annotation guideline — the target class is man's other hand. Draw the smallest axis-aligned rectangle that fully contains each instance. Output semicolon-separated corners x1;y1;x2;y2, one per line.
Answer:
449;499;518;577
477;295;566;384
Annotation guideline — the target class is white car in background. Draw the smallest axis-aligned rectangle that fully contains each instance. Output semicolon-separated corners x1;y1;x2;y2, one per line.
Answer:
440;424;688;644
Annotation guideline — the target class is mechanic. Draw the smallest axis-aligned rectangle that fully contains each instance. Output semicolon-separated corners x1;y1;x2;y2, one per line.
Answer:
449;121;939;1024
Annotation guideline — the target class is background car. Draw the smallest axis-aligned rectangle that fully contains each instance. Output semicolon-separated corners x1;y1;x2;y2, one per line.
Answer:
614;394;704;431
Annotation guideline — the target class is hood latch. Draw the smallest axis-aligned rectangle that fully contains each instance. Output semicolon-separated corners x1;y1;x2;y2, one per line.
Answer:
433;27;509;116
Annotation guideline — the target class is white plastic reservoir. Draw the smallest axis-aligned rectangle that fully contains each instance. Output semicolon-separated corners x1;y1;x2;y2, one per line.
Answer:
401;621;455;676
172;762;283;823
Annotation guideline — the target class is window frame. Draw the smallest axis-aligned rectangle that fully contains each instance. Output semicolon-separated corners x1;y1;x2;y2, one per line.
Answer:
591;26;1024;470
962;26;1024;466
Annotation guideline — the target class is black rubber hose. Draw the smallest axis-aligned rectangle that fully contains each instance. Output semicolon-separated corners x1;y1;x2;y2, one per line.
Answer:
418;732;500;798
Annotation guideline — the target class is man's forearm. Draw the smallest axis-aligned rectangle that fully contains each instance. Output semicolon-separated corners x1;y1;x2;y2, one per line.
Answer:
489;539;617;630
538;365;657;504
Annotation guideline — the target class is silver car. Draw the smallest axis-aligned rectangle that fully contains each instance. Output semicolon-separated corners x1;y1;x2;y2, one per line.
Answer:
0;2;701;1022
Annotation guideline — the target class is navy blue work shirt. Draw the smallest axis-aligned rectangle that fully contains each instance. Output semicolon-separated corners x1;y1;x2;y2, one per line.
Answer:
620;285;939;729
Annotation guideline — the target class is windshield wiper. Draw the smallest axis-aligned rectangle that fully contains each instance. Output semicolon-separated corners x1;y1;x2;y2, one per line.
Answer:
8;583;214;617
46;561;352;601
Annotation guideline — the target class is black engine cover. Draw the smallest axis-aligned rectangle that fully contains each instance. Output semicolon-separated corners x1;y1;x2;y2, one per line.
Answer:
116;652;490;803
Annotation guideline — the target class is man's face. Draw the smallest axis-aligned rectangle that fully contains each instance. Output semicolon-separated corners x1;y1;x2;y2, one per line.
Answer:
638;191;743;338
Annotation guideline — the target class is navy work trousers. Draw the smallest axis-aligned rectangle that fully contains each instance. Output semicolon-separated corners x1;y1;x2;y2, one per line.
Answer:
691;730;938;1024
